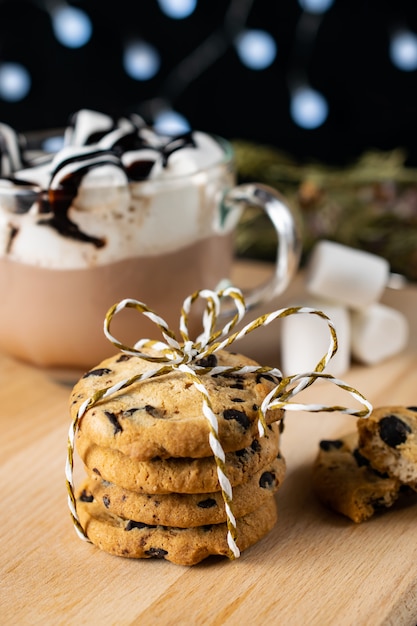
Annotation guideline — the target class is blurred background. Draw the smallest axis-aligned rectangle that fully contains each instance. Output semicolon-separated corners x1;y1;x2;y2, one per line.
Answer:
1;0;417;277
1;0;417;163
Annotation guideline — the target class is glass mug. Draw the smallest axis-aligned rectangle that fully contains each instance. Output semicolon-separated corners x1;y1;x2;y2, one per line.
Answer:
0;135;301;375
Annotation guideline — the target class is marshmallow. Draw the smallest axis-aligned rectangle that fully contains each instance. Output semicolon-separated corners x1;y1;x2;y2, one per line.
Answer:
280;299;351;377
65;109;114;146
0;122;25;175
350;303;409;365
306;240;390;310
0;112;234;269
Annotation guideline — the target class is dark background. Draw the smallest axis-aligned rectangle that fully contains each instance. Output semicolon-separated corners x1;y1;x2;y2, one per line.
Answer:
1;0;417;165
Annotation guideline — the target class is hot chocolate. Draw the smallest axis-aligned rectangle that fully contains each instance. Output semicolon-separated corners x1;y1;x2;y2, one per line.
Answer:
0;109;300;373
0;236;232;370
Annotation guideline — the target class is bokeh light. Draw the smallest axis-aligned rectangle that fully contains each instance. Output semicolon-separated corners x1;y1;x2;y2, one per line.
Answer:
0;1;415;167
0;62;31;102
153;110;191;134
298;0;334;14
290;86;328;129
390;30;417;71
235;29;277;70
123;41;161;81
157;0;197;20
51;6;93;49
42;135;65;153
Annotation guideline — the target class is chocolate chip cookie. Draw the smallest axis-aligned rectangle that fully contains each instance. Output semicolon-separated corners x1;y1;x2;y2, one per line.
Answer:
357;405;417;490
80;453;285;527
76;422;281;494
312;432;402;522
76;492;278;565
70;349;283;460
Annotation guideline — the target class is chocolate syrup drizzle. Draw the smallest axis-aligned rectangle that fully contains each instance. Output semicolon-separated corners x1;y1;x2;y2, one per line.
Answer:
2;117;197;248
38;149;123;247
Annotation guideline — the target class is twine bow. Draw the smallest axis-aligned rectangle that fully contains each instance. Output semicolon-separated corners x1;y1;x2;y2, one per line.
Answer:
66;287;372;560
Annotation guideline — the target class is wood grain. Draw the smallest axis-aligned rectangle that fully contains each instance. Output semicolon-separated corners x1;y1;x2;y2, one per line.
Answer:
1;261;417;625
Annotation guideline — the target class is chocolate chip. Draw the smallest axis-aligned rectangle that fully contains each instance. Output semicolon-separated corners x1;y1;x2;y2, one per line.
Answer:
197;498;217;509
104;411;123;435
79;489;93;503
223;408;250;430
116;354;132;362
259;471;276;489
123;408;139;416
145;405;161;417
82;367;112;378
196;354;218;368
92;468;102;476
232;398;244;403
125;520;153;531
353;448;370;467
221;374;246;389
251;439;261;453
145;547;168;559
379;415;411;447
102;496;110;508
319;439;344;452
256;373;281;384
230;382;245;390
407;406;417;412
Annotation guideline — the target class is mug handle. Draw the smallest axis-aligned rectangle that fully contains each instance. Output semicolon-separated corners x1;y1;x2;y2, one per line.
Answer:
221;183;302;310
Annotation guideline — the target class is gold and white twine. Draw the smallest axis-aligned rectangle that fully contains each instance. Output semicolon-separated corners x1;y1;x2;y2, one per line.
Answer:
66;286;372;560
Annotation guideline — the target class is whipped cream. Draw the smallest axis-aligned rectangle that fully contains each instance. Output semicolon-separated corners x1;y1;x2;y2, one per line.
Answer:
0;110;235;269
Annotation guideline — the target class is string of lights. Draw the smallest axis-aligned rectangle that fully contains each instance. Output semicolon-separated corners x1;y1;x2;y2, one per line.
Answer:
0;0;416;162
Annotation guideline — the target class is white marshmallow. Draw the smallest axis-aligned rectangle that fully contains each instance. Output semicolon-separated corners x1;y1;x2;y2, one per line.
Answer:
65;109;114;146
161;131;225;176
0;122;24;174
306;240;390;310
0;124;233;269
350;303;409;365
280;299;351;377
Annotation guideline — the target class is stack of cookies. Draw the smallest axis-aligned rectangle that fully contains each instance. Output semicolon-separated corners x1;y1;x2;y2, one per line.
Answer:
312;405;417;523
71;348;286;565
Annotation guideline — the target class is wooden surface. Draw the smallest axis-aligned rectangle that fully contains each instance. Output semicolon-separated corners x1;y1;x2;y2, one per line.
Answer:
2;260;417;626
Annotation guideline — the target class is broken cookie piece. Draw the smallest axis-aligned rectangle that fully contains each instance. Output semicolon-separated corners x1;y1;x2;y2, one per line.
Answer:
357;406;417;490
312;432;402;523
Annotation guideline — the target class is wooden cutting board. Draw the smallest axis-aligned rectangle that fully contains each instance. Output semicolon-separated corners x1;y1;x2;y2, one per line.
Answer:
1;262;417;625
